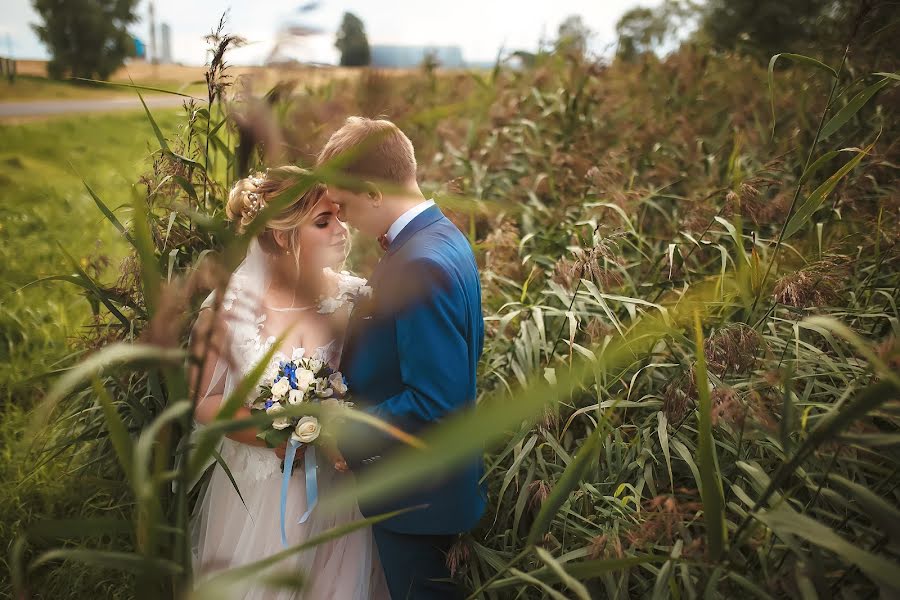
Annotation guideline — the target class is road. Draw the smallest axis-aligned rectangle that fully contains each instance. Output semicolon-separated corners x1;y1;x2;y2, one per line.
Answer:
0;95;189;119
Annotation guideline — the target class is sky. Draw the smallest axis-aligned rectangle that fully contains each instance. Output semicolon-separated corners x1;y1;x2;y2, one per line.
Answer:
2;0;662;66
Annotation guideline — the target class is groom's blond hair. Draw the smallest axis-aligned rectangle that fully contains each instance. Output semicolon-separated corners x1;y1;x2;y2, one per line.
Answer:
317;117;417;188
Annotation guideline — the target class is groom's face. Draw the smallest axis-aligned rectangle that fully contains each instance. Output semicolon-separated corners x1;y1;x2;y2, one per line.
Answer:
327;187;379;236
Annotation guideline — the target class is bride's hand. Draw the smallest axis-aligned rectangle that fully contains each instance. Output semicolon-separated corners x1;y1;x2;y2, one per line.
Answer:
274;442;306;461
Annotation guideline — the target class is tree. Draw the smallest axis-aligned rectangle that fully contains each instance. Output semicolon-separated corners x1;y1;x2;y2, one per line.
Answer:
615;1;700;62
335;12;370;67
616;8;669;61
556;15;591;55
32;0;140;80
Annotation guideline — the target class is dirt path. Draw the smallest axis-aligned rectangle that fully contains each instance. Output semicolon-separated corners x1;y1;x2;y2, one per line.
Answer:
0;95;187;121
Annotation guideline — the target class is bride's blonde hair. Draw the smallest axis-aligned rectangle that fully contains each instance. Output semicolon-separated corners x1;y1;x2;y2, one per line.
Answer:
226;165;326;256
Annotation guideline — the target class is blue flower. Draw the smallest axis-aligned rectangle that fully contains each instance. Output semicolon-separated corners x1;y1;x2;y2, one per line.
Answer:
264;399;273;409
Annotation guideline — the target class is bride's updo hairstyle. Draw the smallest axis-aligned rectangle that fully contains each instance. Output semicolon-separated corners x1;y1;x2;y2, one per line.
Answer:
226;165;326;256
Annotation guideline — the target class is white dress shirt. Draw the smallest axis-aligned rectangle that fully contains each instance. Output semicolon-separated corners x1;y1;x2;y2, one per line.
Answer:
384;199;435;244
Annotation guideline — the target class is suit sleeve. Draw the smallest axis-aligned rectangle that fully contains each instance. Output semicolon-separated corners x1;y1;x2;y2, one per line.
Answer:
337;258;469;467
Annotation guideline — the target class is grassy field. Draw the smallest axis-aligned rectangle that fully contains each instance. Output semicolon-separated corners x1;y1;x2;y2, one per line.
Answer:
0;106;185;404
0;107;182;598
0;61;365;103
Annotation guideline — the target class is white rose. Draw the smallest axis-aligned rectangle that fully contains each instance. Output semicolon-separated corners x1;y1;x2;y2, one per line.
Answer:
315;378;333;398
272;416;292;430
288;389;305;405
263;354;284;385
291;347;306;362
291;416;321;443
307;358;324;373
266;402;284;415
329;373;348;395
295;368;316;392
271;377;290;398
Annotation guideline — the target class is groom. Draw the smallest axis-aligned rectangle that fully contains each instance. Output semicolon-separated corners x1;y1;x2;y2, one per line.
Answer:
317;117;485;599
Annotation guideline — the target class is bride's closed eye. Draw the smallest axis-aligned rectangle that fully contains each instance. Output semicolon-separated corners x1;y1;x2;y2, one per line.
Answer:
313;211;334;228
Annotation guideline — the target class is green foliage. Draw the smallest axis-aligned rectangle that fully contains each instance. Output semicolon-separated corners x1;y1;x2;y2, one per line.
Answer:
556;15;591;56
335;12;371;67
615;8;669;61
698;0;899;64
3;25;899;600
615;0;695;62
31;0;140;80
701;0;831;59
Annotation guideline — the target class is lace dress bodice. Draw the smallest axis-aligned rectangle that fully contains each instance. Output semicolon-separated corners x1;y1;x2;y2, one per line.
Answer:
200;265;369;482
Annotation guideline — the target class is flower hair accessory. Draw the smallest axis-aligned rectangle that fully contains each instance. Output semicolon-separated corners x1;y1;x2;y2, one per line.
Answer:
243;175;267;221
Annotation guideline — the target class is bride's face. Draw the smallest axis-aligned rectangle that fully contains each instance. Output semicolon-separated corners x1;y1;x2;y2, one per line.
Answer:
297;197;348;271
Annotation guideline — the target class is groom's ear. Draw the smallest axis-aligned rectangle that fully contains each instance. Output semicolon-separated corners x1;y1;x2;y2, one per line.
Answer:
363;181;382;207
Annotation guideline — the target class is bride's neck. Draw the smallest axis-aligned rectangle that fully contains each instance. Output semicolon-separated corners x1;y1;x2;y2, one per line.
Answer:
265;270;323;309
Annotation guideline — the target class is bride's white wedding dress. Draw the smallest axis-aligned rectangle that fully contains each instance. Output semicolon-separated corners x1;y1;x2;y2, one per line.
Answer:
190;240;388;600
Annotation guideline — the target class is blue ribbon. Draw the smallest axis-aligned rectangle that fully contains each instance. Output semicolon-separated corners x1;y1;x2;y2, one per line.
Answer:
298;445;318;524
279;440;319;547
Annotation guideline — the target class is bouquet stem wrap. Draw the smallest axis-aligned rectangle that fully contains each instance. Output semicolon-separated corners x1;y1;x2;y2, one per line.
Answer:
280;440;318;547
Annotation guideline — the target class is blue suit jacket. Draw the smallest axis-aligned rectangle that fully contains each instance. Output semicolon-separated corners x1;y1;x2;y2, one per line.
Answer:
337;204;486;534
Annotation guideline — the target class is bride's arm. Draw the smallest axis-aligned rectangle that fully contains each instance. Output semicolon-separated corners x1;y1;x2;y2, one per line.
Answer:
189;308;268;447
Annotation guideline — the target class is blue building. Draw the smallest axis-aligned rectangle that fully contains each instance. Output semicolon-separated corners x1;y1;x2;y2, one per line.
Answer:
369;45;465;68
132;36;146;59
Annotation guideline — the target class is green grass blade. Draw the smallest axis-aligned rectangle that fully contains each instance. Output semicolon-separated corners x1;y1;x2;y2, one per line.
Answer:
187;333;286;478
75;175;137;246
135;87;171;153
191;507;418;598
819;78;890;140
755;504;900;592
783;141;873;240
31;343;184;428
768;53;838;138
693;310;726;561
29;548;182;576
70;77;203;99
534;547;592;600
210;447;250;514
92;377;135;483
58;242;131;329
130;189;162;315
489;555;666;589
733;378;900;546
527;422;605;546
827;474;900;546
325;298;690;516
657;411;674;491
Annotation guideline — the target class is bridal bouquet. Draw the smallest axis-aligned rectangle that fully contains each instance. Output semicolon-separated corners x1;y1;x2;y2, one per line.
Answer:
250;348;353;545
251;348;352;449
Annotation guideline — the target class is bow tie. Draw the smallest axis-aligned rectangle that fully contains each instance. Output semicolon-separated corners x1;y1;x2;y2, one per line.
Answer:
377;234;390;252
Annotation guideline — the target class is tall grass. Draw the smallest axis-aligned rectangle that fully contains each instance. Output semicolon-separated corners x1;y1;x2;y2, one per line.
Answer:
3;25;898;599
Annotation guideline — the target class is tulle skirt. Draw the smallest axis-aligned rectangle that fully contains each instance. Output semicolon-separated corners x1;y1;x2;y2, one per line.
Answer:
191;438;389;600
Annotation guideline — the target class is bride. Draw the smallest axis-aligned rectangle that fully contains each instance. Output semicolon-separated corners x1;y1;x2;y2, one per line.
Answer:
188;166;389;599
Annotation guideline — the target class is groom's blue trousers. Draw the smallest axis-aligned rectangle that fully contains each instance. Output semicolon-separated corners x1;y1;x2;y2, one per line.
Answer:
373;525;462;599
